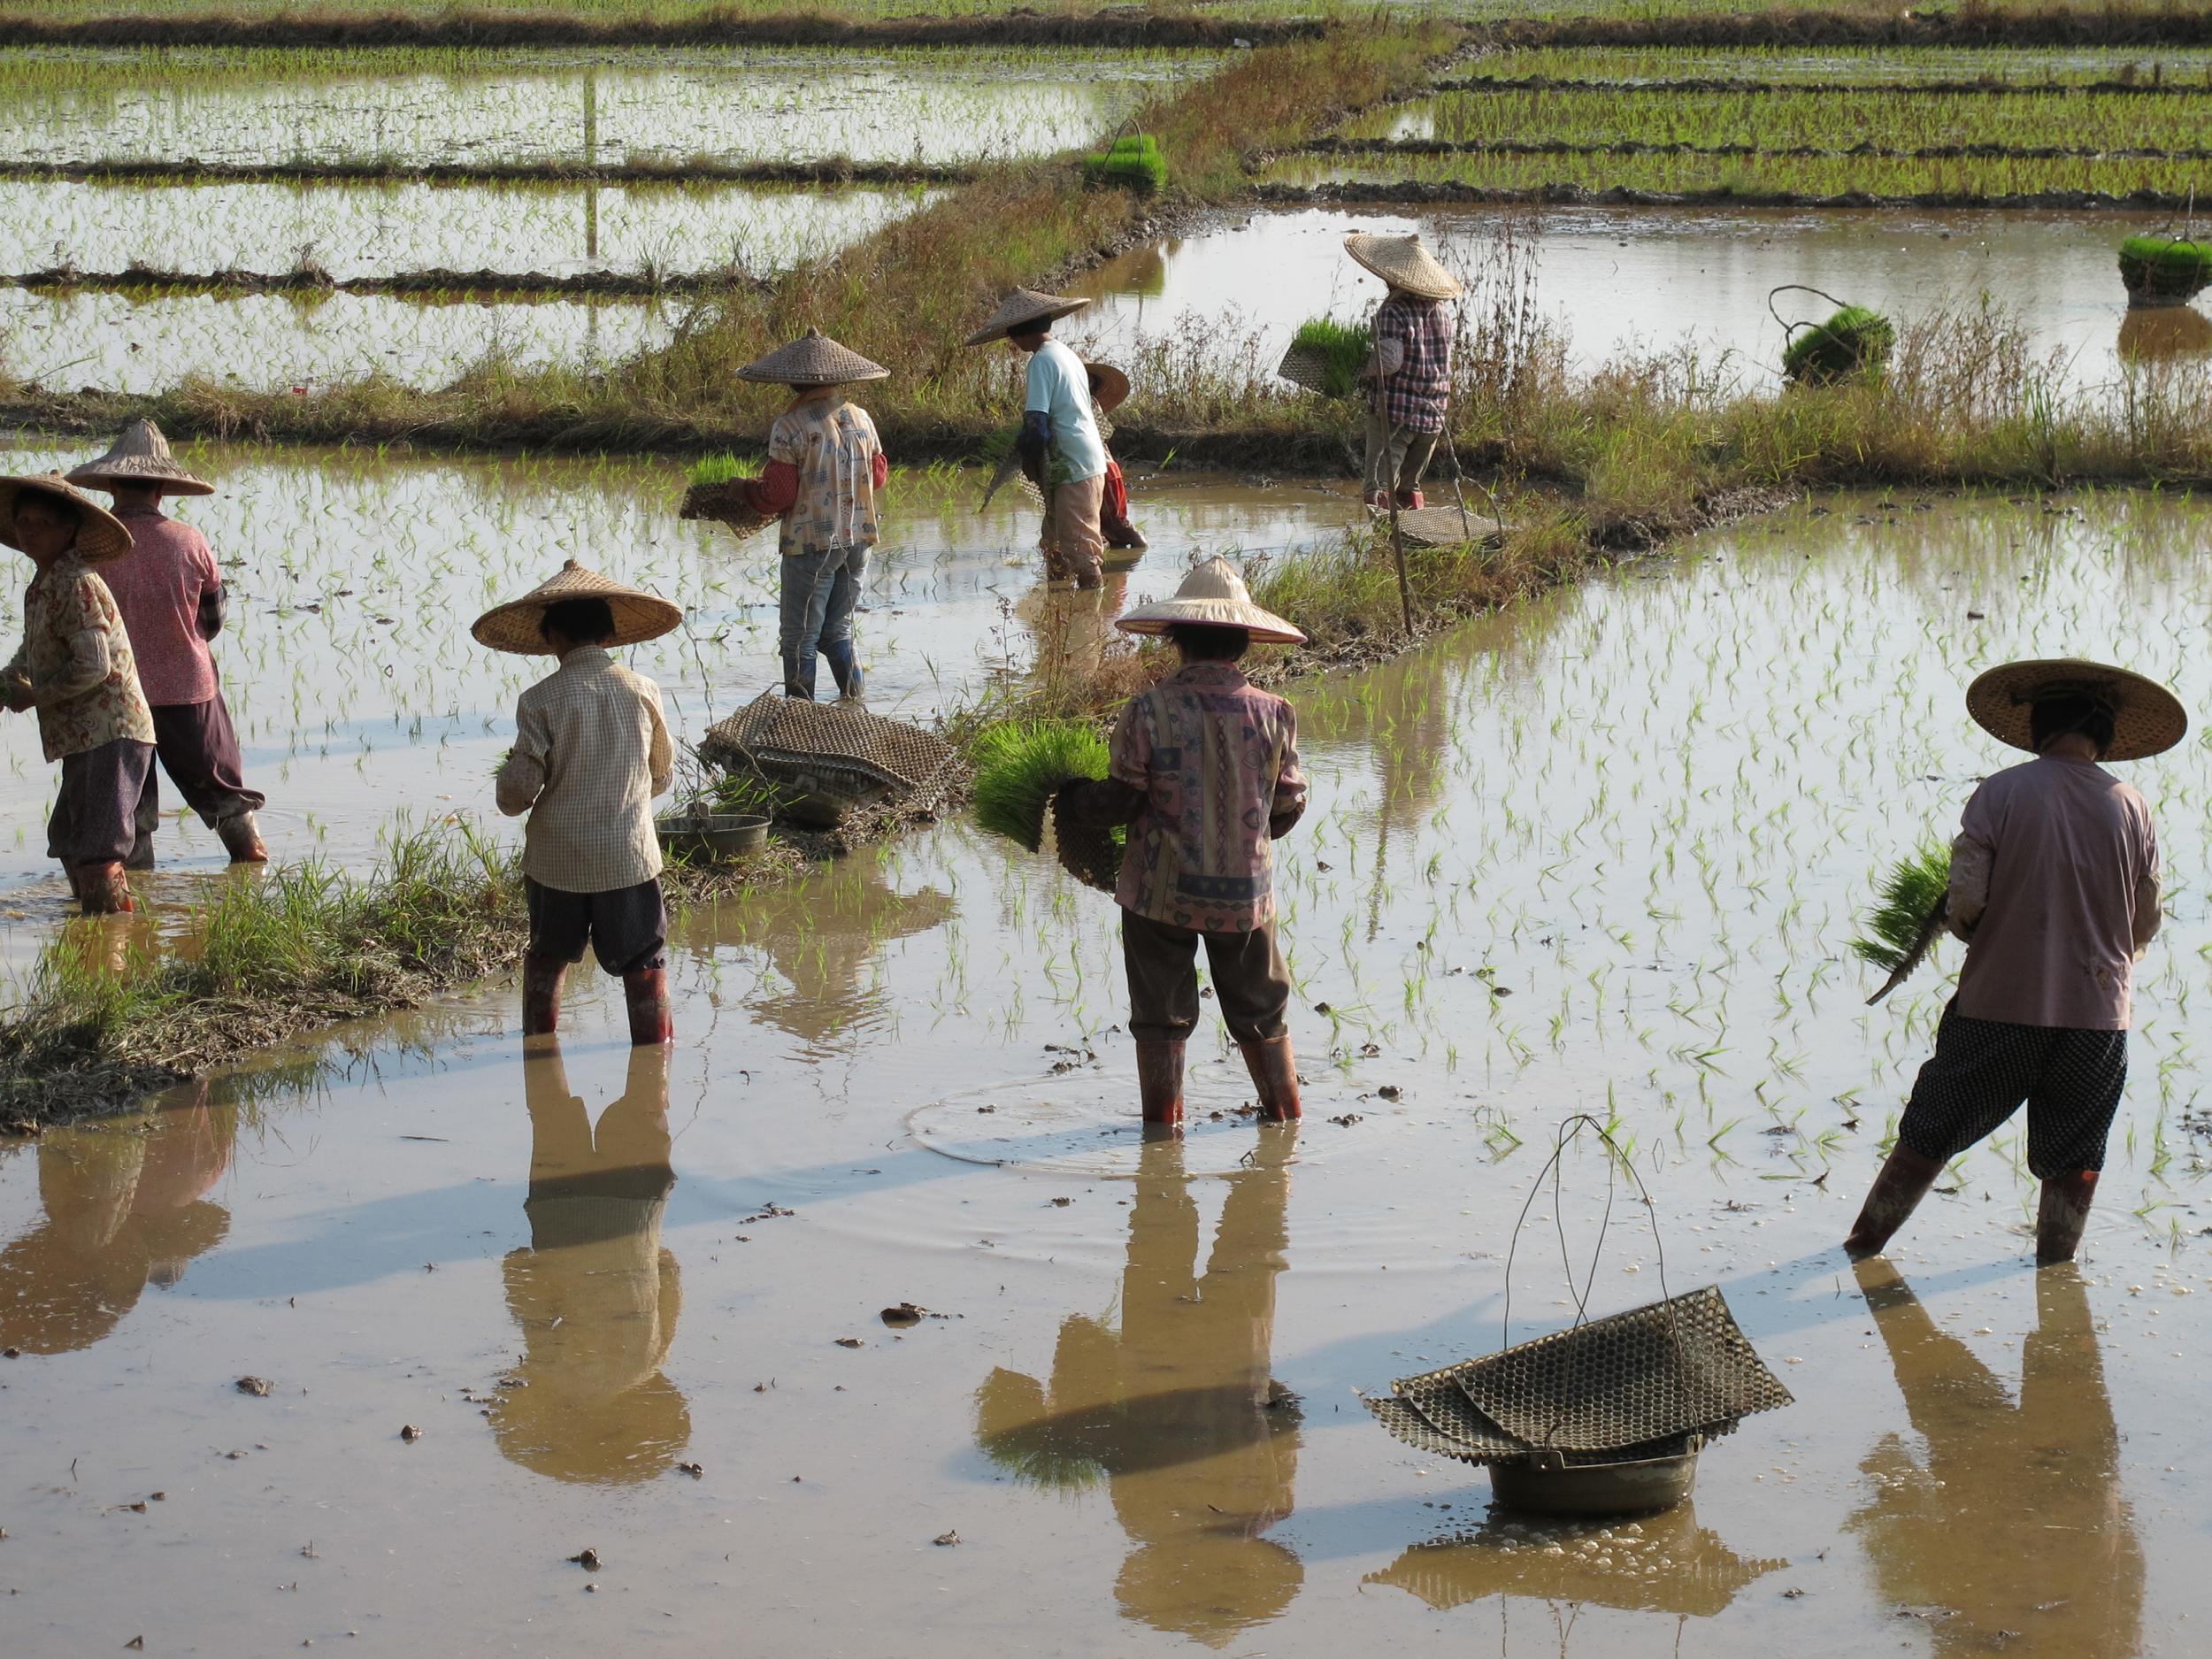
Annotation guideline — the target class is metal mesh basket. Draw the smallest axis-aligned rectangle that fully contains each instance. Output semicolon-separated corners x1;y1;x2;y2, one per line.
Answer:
701;692;958;805
1276;342;1342;396
1050;790;1123;894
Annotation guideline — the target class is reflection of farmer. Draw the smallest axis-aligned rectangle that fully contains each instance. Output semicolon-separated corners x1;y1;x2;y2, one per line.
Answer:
1847;1259;2142;1655
1847;659;2182;1262
1346;234;1459;513
733;330;891;703
67;419;270;866
489;1041;687;1486
975;1130;1302;1647
965;287;1107;590
0;1085;235;1355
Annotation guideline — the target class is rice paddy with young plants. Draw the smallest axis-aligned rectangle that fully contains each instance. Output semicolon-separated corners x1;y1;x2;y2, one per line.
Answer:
1439;43;2212;89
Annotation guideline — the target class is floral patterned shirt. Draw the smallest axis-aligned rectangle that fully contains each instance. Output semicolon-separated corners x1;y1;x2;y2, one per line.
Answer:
4;551;156;762
1109;662;1307;933
766;391;882;559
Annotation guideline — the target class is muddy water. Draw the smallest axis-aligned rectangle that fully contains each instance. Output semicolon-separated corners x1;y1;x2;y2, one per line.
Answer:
0;436;1355;903
1074;204;2198;394
4;489;2211;1654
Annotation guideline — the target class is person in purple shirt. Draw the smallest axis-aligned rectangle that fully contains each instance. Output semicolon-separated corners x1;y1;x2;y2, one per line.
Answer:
1847;658;2184;1264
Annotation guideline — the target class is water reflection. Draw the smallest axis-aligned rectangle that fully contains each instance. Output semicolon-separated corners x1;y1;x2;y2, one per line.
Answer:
975;1129;1302;1647
0;1084;234;1353
1848;1260;2142;1654
488;1042;688;1485
2116;304;2212;361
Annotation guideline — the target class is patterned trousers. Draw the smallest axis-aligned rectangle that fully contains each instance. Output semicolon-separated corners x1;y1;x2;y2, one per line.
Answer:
1897;1001;2128;1178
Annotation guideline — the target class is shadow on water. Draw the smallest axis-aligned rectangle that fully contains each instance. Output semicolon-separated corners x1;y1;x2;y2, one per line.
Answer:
974;1127;1304;1648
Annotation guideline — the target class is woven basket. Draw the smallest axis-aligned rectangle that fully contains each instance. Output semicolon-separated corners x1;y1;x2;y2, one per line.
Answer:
1277;342;1343;396
699;692;958;823
1050;789;1123;894
679;480;777;541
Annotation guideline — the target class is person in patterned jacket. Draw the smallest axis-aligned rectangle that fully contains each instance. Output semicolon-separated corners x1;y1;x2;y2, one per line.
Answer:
1346;233;1462;513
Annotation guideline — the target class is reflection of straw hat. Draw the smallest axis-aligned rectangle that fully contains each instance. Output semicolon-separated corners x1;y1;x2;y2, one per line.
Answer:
1116;556;1306;646
1343;232;1462;301
1086;361;1131;414
738;327;890;387
0;473;134;565
65;418;215;496
964;287;1092;347
471;559;682;656
1965;658;2186;761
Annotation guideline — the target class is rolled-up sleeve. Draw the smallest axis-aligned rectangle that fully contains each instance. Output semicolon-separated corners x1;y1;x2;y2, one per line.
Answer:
495;697;548;818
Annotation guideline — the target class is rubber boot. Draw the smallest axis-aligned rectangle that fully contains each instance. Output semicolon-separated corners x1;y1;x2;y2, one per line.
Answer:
1394;488;1425;511
215;810;269;864
75;861;134;916
2037;1170;2099;1263
624;966;674;1046
1364;489;1394;511
1240;1036;1302;1124
521;954;566;1039
1845;1143;1944;1257
822;638;864;703
1135;1039;1186;1135
1102;510;1148;550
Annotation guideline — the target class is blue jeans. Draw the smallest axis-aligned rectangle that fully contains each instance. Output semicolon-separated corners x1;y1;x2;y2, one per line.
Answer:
780;543;868;699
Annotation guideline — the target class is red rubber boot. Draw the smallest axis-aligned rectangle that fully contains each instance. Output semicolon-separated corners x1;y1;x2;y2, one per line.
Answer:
521;955;565;1039
1845;1144;1944;1256
2037;1170;2099;1263
75;861;134;916
624;966;674;1046
1240;1036;1302;1124
1135;1040;1186;1137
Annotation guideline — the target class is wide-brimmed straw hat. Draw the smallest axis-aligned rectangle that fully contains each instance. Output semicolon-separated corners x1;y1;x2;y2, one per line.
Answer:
1085;361;1131;414
1965;657;2186;761
0;473;134;565
1344;232;1463;301
738;327;890;387
964;287;1092;348
471;558;683;656
1116;556;1306;646
65;418;214;497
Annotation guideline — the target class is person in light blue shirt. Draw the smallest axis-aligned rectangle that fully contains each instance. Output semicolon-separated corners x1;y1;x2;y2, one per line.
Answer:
966;286;1108;589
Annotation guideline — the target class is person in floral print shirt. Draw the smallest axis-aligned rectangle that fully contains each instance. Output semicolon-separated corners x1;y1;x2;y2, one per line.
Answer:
0;473;157;915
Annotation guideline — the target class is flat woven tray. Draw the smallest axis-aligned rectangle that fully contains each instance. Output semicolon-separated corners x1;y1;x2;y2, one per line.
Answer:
1394;503;1503;549
1276;341;1348;396
678;480;777;541
700;691;957;803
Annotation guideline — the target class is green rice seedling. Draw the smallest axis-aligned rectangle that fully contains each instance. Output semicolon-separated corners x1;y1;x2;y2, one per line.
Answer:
1081;133;1167;196
687;452;757;487
1279;316;1373;399
1852;841;1951;1002
970;719;1112;853
2118;235;2212;304
1783;305;1895;385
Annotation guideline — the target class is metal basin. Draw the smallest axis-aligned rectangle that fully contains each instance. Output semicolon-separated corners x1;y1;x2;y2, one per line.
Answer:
1487;1438;1701;1517
657;811;770;861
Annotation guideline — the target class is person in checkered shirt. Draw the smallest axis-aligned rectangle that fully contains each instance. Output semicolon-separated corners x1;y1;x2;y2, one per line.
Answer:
1346;233;1462;512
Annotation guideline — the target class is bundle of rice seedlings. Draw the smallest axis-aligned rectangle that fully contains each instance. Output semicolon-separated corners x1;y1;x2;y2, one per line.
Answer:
2118;235;2212;305
678;452;775;539
1081;133;1166;195
971;720;1112;853
1782;304;1895;385
1052;788;1125;895
1278;316;1372;399
1851;842;1951;1004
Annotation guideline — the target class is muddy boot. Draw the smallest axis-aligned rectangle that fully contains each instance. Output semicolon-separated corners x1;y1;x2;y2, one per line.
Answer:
75;861;134;916
1135;1039;1186;1134
1845;1143;1944;1257
2037;1170;2099;1263
1240;1036;1302;1124
821;638;864;703
521;954;566;1039
1101;510;1148;550
624;966;674;1046
215;811;269;864
1394;488;1425;511
1364;490;1394;511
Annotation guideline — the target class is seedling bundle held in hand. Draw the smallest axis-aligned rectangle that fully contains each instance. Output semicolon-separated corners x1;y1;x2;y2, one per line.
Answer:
1278;317;1374;399
970;719;1123;892
1853;841;1952;1004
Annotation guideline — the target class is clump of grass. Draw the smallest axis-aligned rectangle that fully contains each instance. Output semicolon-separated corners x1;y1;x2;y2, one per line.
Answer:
1284;316;1373;398
1851;842;1952;976
1081;132;1166;195
971;719;1112;852
687;452;757;487
1783;305;1895;385
2118;234;2212;303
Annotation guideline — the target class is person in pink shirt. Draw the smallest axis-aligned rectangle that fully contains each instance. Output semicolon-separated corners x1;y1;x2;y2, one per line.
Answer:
65;421;267;865
1847;658;2184;1264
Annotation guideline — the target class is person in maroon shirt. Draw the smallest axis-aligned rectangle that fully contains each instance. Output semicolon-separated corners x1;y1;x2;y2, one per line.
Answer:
1847;659;2184;1264
65;420;268;865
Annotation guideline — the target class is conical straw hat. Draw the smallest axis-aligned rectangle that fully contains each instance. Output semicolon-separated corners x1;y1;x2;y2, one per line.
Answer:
64;419;215;496
964;287;1092;348
1115;556;1306;645
1965;657;2186;761
738;327;890;387
471;558;683;656
1085;361;1131;414
1344;233;1463;301
0;473;135;565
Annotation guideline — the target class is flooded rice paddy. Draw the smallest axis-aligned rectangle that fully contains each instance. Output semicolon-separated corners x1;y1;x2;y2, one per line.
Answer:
4;489;2212;1654
1078;204;2205;395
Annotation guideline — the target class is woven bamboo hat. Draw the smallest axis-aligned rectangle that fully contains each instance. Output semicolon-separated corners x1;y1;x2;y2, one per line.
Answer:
964;287;1092;348
737;327;890;387
1966;657;2186;761
1086;361;1131;414
65;418;214;496
0;473;134;565
471;558;682;655
1344;232;1463;301
1116;556;1306;646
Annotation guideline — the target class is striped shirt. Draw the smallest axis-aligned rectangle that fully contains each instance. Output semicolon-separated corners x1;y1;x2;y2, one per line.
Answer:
1375;294;1453;433
495;646;673;893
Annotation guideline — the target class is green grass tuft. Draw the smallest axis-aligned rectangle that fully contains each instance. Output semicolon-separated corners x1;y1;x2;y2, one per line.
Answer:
2118;235;2212;300
971;719;1113;853
687;452;757;487
1851;842;1952;975
1783;304;1895;385
1288;316;1373;398
1081;132;1167;195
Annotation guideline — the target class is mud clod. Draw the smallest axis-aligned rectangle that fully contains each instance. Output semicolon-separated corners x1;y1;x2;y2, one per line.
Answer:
235;1376;273;1397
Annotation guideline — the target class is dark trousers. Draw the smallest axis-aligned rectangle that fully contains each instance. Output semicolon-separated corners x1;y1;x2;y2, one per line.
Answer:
49;738;155;869
132;695;264;862
1898;1001;2129;1178
1121;910;1291;1045
526;876;668;975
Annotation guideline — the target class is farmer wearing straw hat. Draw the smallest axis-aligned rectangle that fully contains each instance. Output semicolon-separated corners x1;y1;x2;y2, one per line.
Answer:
733;329;891;702
66;420;269;866
1345;233;1461;513
1847;659;2183;1264
476;560;681;1047
966;288;1109;589
0;473;156;915
1087;361;1148;552
1060;557;1310;1131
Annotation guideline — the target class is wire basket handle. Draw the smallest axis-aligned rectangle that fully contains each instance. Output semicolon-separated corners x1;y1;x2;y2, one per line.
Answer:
1767;283;1853;350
